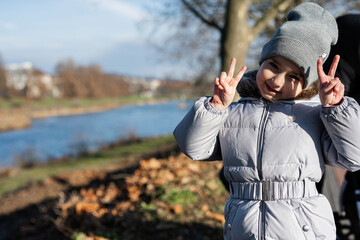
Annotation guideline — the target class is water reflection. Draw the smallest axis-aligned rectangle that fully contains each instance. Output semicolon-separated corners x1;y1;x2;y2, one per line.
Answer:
0;100;192;168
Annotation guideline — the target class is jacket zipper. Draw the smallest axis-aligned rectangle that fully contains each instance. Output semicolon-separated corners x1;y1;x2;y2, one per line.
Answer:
257;100;269;240
257;100;270;180
260;201;266;240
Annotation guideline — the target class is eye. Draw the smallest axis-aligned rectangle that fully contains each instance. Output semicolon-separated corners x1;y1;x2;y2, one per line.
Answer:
269;61;279;70
288;75;303;83
289;75;299;81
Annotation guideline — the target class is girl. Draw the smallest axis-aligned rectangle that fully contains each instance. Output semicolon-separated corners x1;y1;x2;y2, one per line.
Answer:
174;2;360;239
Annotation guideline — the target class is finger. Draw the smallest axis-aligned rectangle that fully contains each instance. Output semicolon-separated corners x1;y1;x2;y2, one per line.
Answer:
340;81;345;94
338;82;345;96
220;76;230;92
219;72;229;91
317;57;327;84
332;82;345;106
333;78;343;93
334;80;341;93
234;66;247;82
328;55;340;79
322;78;339;93
214;77;225;91
227;58;236;78
220;71;227;82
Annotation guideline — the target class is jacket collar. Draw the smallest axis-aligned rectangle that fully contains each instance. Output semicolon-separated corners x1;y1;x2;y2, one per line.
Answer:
236;70;261;99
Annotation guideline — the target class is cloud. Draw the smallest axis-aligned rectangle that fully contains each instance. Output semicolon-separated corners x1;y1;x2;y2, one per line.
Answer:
83;0;147;21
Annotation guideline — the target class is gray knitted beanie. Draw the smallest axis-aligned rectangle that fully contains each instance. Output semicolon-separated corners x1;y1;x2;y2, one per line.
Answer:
259;2;338;89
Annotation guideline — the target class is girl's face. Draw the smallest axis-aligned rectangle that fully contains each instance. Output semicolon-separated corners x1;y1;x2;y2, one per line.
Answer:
257;56;304;101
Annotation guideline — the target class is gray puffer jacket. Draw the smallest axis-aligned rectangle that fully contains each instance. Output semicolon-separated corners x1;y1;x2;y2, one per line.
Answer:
173;72;360;240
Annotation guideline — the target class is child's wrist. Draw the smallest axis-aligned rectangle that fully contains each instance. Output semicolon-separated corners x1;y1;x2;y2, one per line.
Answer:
210;99;227;110
322;97;344;107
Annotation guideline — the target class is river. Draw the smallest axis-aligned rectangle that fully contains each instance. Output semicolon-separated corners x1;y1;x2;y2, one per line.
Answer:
0;100;193;169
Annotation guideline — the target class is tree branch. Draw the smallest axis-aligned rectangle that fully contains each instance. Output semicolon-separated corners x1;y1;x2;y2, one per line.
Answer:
251;0;294;41
181;0;223;32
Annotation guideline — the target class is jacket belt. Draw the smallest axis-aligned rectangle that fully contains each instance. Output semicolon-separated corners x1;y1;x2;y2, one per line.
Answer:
229;179;318;201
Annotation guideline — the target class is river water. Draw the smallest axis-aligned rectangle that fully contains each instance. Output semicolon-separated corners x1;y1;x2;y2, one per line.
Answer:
0;100;193;169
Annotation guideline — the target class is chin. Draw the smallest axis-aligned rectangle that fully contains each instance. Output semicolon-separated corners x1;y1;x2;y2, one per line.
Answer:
260;91;277;102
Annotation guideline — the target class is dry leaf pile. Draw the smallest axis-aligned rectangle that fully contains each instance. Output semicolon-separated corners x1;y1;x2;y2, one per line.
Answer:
56;154;228;239
0;153;229;240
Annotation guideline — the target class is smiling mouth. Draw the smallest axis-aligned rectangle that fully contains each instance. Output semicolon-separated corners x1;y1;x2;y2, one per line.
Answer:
265;82;281;95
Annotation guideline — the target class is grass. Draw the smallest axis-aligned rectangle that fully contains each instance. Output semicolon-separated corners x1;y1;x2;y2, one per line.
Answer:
160;189;198;206
0;95;169;110
0;135;177;197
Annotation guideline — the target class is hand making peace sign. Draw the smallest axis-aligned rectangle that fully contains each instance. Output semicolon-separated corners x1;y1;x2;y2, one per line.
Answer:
210;58;247;109
317;55;344;107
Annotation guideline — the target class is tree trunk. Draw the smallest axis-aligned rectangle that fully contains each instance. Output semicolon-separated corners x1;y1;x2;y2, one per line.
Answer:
221;0;251;72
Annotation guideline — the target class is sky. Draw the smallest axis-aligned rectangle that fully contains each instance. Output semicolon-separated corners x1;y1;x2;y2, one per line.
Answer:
0;0;185;79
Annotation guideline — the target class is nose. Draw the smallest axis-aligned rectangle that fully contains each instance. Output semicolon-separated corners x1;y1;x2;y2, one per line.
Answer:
271;74;285;88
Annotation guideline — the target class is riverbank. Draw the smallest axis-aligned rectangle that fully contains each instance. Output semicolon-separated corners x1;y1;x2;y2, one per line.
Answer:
0;135;177;197
0;134;227;240
0;96;170;132
0;108;32;132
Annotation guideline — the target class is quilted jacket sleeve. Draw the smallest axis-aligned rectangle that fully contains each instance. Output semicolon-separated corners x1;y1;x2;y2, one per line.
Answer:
321;96;360;171
173;96;228;161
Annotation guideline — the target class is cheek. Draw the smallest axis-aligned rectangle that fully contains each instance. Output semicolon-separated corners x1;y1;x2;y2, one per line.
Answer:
295;89;303;97
295;82;304;94
290;84;303;97
256;72;263;86
256;69;270;84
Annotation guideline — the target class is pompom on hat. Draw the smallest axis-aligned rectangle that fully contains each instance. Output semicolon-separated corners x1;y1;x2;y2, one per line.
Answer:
259;2;338;89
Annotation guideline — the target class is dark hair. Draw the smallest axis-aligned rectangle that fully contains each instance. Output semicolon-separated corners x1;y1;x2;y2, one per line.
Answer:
294;80;319;100
323;14;360;103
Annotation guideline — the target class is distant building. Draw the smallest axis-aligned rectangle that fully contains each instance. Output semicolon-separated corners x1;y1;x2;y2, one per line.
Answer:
141;78;161;97
5;62;32;90
123;76;161;97
5;62;61;98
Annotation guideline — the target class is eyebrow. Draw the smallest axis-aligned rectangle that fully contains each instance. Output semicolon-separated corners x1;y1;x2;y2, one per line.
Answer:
272;58;303;78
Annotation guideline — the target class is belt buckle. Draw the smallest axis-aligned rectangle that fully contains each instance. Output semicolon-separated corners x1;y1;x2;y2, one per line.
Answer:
261;180;274;201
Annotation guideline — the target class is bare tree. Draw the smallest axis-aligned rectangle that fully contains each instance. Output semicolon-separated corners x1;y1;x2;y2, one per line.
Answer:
150;0;360;79
55;59;78;98
0;56;8;98
55;59;130;99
